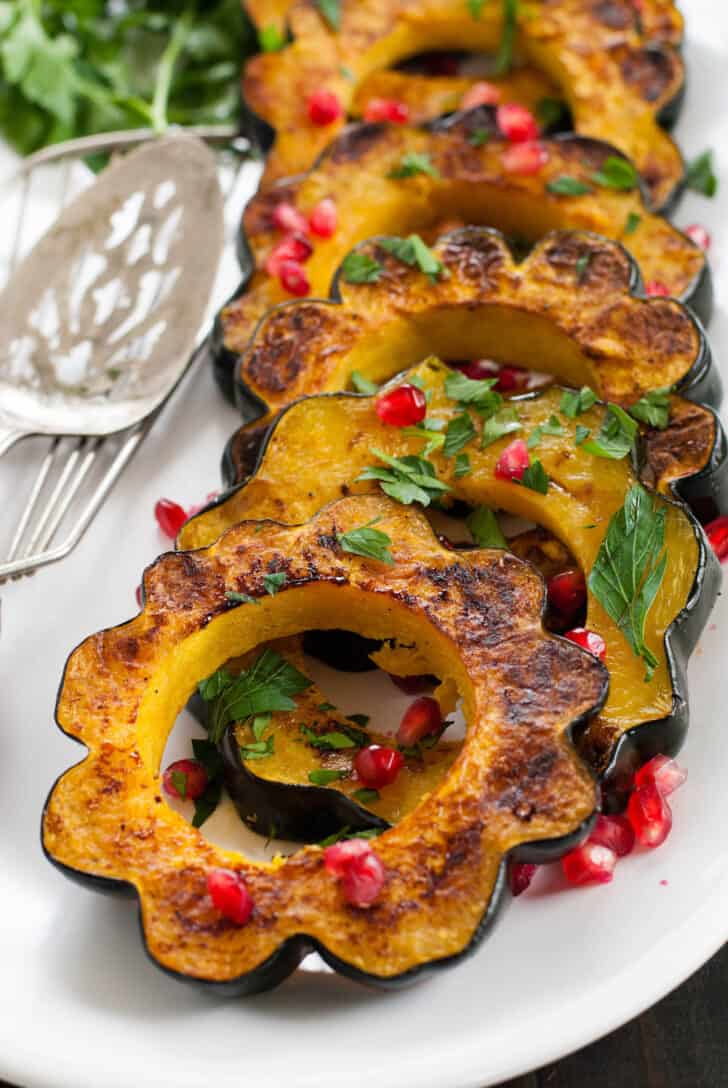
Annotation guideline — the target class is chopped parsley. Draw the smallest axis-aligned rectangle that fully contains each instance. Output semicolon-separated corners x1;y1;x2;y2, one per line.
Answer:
402;419;447;456
623;211;641;236
575;252;592;284
351;370;379;394
591;156;639;191
627;388;671;430
521;458;549;494
226;590;258;605
358;449;451;506
580;404;638;460
443;412;477;457
308;768;348;786
495;0;519;75
341;252;382;284
481;406;522;447
528;414;565;448
588;484;667;679
300;724;363;750
170;770;188;799
467;506;508;549
444;371;502;418
546;176;592;196
575;423;591;446
379;235;447;281
454;452;472;478
468;128;491;147
259;25;286;52
560;385;598;418
337;518;395;564
388;152;440;179
468;0;486;17
315;0;341;30
685;150;718;197
352;788;380;804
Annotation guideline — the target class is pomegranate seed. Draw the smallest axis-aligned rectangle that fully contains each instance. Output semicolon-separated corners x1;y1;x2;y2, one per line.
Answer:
645;280;670;297
589;814;635;857
508;861;537;896
501;141;549;176
265;234;313;278
278;259;311;297
388;673;436;695
547;569;587;622
375;383;427;427
272;201;309;236
705;516;728;562
154;498;188;539
309;197;338;238
396;696;442;747
307;89;343;126
496;103;540;142
494;439;530;482
324;840;385;907
452;359;529;392
135;584;143;608
460;81;501;109
207;869;254;925
162;758;209;801
564;627;607;662
684;223;711;251
354;745;405;789
634;754;687;797
562;842;617;886
363;98;409;124
627;781;673;847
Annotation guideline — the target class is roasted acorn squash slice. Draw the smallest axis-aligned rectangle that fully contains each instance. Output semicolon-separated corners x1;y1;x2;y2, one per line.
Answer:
43;496;607;993
216;116;709;404
219;228;717;437
242;0;685;208
180;361;722;791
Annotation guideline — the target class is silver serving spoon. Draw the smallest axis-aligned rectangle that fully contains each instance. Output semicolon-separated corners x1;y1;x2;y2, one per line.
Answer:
0;131;224;579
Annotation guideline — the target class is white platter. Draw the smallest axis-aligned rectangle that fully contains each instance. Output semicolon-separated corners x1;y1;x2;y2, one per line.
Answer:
0;1;726;1084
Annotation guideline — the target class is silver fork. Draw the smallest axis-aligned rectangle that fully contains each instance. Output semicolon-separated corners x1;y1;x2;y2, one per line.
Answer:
0;126;254;583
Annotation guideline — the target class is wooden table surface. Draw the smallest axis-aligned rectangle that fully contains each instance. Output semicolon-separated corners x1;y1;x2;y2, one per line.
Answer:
1;944;724;1087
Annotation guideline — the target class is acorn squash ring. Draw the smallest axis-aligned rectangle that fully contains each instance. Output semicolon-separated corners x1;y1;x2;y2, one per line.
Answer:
42;496;608;993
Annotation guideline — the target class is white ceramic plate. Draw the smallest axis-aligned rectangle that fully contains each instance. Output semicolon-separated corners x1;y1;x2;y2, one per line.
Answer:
1;2;727;1084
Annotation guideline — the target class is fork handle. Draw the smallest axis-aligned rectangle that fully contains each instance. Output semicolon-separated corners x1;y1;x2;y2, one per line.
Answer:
0;424;27;458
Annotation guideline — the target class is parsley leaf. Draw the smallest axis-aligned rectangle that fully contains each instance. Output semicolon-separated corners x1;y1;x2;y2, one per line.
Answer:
467;507;508;549
359;449;451;506
685;150;718;197
259;25;286;52
341;252;383;284
201;650;312;745
481;406;522;447
300;724;363;750
454;452;472;478
547;176;592;196
528;414;564;448
575;252;592;283
560;386;597;418
575;424;591;446
623;211;641;236
317;826;382;846
521;459;549;494
443;412;477;457
226;590;258;605
351;370;379;395
588;484;667;679
263;572;287;595
444;371;503;418
627;388;671;430
315;0;341;30
402;419;447;456
468;0;486;17
468;127;491;147
495;0;519;75
352;788;381;804
308;769;348;786
591;156;639;191
337;518;394;564
581;404;639;460
388;152;440;179
240;735;275;761
379;235;447;281
170;770;188;799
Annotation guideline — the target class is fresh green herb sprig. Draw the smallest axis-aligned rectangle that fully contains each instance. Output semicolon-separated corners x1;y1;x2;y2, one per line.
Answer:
337;519;395;564
198;650;312;745
685;150;718;198
627;388;671;430
580;404;638;460
467;506;508;549
358;449;451;507
379;235;448;281
388;152;440;179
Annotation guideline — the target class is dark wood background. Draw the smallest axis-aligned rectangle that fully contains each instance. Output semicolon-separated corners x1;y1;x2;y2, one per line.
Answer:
1;944;724;1087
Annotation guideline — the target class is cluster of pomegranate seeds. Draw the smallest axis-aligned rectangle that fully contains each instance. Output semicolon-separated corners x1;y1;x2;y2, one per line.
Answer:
562;842;617;886
547;569;586;625
272;201;309;236
207;869;254;925
307;89;343;126
363;98;409;124
684;223;711;251
154;498;188;539
323;839;385;907
705;515;728;562
460;81;501;109
354;745;404;789
645;280;670;297
396;696;442;747
452;358;530;392
508;861;537;897
564;627;607;662
496;103;540;143
388;673;436;695
557;754;687;887
494;438;530;482
265;234;313;278
162;758;209;801
501;141;549;176
309;198;338;238
375;382;427;427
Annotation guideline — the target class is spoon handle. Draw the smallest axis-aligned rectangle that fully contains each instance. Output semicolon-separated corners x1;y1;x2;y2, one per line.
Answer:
0;424;27;458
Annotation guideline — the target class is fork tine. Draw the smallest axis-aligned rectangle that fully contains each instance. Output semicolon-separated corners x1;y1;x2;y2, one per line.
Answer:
24;439;85;556
36;439;102;553
6;438;59;561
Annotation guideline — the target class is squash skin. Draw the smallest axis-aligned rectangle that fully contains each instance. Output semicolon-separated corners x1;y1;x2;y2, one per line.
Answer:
241;0;686;209
216;227;719;465
214;112;710;404
42;496;608;994
180;362;722;801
